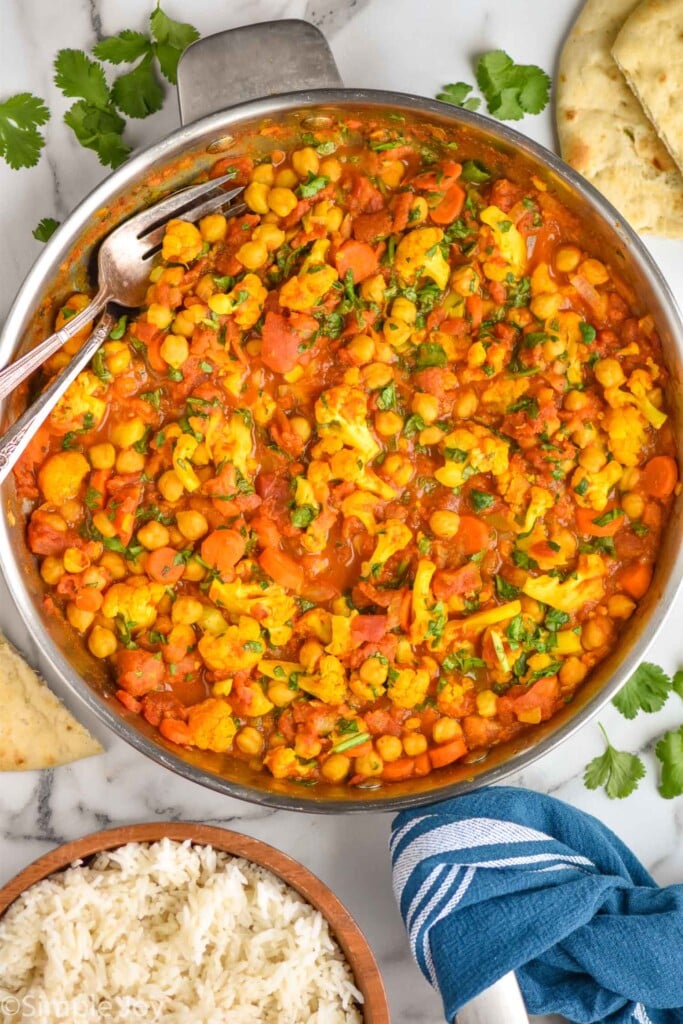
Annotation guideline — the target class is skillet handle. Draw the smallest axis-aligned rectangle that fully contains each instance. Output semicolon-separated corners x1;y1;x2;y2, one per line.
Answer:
176;20;343;125
456;972;529;1024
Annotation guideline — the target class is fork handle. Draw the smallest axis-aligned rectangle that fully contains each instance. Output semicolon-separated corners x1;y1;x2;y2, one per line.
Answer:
0;313;116;485
0;289;109;403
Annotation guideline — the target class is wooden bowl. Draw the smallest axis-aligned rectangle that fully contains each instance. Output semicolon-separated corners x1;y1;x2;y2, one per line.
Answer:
0;822;389;1023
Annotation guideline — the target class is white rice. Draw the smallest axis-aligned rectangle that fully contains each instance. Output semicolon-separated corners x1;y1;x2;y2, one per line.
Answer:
0;839;364;1024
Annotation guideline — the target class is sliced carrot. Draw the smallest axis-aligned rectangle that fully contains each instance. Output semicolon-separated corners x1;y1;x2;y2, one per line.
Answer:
576;506;624;537
457;515;490;556
334;240;379;283
145;546;186;584
430;184;466;225
261;311;301;374
200;529;246;575
259;547;305;593
618;560;653;599
74;588;104;613
117;650;165;697
465;293;483;330
511;675;560;719
88;469;110;509
428;736;468;770
381;757;416;782
414;752;433;776
641;455;678;499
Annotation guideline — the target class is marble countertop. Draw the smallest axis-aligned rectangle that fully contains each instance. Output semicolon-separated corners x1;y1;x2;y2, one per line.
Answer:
1;1;682;1021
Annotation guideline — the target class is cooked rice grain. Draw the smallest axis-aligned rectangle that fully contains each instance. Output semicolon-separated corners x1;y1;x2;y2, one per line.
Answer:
0;839;364;1024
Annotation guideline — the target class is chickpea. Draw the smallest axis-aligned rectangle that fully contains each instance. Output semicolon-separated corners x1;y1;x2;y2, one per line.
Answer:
579;258;609;285
100;551;127;580
267;681;297;707
354;751;384;776
432;718;462;745
236;240;269;271
467;341;487;368
450;265;480;296
564;389;588;411
376;735;403;762
244;181;270;214
63;547;90;574
554;245;582;273
391;297;417;324
581;616;612;651
362;362;393;390
359;656;389;687
105;344;131;375
419;426;444;446
274;167;298;189
292;146;320;178
146;303;173;330
530;293;562;320
176;510;209;541
620;467;641;492
520;596;545;623
375;410;403;437
268;187;298;217
325;206;343;232
172;596;204;626
347;334;375;365
321;753;351;782
409;196;428;224
89;442;116;470
116;450;145;475
429;509;461;539
199;213;227;242
88;625;118;659
67;602;94;632
300;638;324;672
110;417;146;448
158;470;184;503
383;317;411;350
137;521;171;551
40;556;63;585
578;445;607;474
319;156;342;181
402;732;428;756
252;223;285;251
290;416;312;443
559;656;588;687
476;690;498;718
183;557;207;582
236;726;264;755
92;511;117;538
594;358;625;389
453;389;478;418
160;334;189;369
622;492;644;520
360;274;386;305
246;163;274;188
607;594;637;619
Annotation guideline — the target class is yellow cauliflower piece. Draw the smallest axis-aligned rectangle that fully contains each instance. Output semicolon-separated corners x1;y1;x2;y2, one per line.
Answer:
162;218;204;264
172;433;201;492
185;698;237;753
315;385;380;461
409;559;437;645
523;554;607;612
361;518;412;578
198;615;264;673
214;274;268;329
209;575;297;647
395;227;449;289
552;311;584;387
603;406;649;467
102;581;164;631
441;600;522;649
341;490;379;533
387;666;431;710
264;746;314;779
325;614;355;657
37;451;90;505
205;411;254;477
435;425;510;489
480;206;526;278
298;654;348;704
519;486;555;535
258;659;304;681
481;377;529;415
329;450;396;500
50;370;107;433
604;370;667;431
280;243;338;311
572;461;623;511
237;682;274;718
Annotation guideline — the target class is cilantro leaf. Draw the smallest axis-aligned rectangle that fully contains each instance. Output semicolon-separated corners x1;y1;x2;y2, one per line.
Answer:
584;724;645;799
54;49;110;106
436;82;481;111
612;662;672;719
112;54;164;118
63;100;130;168
93;29;152;65
150;3;200;84
655;725;683;799
0;93;50;170
475;49;551;121
673;670;683;700
32;217;60;242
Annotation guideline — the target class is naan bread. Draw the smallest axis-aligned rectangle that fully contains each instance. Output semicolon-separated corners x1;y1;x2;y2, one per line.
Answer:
556;0;683;236
613;0;683;175
0;634;102;770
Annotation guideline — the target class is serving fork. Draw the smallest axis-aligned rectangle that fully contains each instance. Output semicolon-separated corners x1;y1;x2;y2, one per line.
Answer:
0;171;245;404
0;172;245;484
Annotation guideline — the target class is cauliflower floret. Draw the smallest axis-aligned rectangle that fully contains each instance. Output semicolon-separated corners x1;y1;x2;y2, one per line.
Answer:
329;450;396;500
173;433;201;492
218;273;268;329
209;575;297;647
234;682;274;718
341;490;379;533
435;425;510;489
395;227;450;290
604;369;667;431
437;677;473;717
409;559;439;645
280;242;338;312
523;554;607;612
205;411;254;477
552;311;584;387
37;451;90;505
315;385;380;461
387;666;431;709
480;205;526;279
441;600;522;649
481;377;530;415
50;370;107;434
571;461;623;511
198;615;264;673
264;746;314;779
603;406;649;467
361;519;413;578
185;698;237;753
325;614;356;657
162;218;204;264
102;581;165;632
519;486;555;535
298;654;348;704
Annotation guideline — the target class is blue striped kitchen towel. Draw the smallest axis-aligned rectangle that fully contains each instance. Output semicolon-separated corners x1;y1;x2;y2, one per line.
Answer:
391;787;683;1024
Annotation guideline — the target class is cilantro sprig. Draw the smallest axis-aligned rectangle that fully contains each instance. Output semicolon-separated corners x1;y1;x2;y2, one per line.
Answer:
584;724;645;800
612;662;672;719
32;217;61;243
435;49;551;123
0;93;50;170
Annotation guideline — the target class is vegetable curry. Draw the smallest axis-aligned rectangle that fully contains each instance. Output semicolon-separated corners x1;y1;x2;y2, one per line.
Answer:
17;116;678;788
